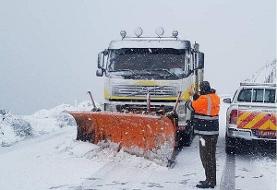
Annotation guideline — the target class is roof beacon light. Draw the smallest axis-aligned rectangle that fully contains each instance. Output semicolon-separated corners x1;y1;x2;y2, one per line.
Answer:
134;27;143;37
172;30;178;38
155;27;164;37
120;30;127;39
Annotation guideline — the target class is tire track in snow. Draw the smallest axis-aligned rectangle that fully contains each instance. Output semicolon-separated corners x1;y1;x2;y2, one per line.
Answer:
220;154;235;190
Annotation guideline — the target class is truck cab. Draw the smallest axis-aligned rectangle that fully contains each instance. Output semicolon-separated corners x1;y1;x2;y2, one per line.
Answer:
224;82;277;154
96;29;205;145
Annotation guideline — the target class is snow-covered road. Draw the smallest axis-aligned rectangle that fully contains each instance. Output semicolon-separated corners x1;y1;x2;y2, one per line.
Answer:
0;103;276;190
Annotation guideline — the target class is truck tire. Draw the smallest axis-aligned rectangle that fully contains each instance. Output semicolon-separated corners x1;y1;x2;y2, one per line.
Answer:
225;135;237;154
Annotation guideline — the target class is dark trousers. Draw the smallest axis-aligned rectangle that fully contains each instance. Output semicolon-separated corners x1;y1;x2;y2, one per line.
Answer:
199;135;218;185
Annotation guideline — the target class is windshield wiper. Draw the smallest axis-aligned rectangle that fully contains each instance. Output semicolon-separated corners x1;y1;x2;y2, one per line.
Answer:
109;69;135;75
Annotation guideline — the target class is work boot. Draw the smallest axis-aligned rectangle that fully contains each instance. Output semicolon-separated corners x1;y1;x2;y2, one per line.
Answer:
196;180;215;188
198;180;216;186
198;180;207;185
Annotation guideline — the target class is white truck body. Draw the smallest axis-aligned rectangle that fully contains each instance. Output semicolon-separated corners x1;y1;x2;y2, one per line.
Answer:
97;36;204;125
224;83;277;153
96;32;205;145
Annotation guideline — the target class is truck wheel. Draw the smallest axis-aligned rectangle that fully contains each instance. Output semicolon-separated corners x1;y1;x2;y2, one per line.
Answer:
225;135;237;154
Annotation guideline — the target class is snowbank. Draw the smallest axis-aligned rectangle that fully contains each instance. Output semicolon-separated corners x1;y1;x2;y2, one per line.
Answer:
0;101;96;147
26;101;96;131
0;110;32;146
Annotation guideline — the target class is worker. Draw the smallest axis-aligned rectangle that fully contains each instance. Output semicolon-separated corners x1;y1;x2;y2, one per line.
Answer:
187;81;220;188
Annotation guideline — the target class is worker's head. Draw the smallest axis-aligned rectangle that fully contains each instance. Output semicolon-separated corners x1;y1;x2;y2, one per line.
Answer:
200;81;211;94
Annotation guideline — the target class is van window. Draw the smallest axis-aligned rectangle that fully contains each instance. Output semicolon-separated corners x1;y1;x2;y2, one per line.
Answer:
237;89;252;102
252;89;264;102
264;89;276;103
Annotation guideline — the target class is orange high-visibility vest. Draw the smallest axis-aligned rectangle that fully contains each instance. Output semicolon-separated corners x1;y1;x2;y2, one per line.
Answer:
192;93;220;116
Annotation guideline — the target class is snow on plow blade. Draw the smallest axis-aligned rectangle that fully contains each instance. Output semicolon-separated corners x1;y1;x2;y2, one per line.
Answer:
69;111;176;165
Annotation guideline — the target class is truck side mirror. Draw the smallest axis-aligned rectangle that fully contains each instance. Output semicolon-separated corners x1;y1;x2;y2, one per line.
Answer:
103;49;108;56
97;49;108;69
196;52;204;69
96;68;104;77
97;52;104;69
223;98;232;104
97;49;108;77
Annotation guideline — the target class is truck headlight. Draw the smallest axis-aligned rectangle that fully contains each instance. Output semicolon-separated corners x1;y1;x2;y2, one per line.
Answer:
104;103;116;112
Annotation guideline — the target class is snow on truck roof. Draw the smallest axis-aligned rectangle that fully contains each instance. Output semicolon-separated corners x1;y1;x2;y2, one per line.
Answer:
108;38;191;49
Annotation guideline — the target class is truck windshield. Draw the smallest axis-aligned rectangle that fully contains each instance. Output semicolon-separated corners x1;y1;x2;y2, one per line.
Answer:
107;48;189;80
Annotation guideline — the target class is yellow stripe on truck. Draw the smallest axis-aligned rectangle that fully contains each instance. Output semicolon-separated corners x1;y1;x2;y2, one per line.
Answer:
135;80;158;86
237;112;251;126
243;112;266;129
270;120;277;130
259;120;274;130
238;111;277;130
104;88;110;99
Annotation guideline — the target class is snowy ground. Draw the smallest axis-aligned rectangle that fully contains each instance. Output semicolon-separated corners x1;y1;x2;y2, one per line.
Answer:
0;99;276;190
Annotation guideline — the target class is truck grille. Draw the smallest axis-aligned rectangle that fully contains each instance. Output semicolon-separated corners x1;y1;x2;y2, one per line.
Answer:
112;85;177;97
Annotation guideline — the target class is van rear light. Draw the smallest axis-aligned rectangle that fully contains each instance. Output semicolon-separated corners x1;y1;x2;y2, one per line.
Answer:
229;109;238;124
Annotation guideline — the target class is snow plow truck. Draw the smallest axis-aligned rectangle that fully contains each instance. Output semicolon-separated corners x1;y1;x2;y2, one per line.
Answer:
69;28;205;165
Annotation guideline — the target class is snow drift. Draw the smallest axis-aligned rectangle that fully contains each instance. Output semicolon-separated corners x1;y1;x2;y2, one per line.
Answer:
0;109;32;146
0;101;95;147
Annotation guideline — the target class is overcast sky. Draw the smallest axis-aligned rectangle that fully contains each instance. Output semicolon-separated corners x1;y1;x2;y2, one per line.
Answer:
0;0;276;114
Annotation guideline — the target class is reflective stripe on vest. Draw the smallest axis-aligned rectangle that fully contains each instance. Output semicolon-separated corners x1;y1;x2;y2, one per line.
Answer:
207;94;212;115
194;115;219;120
194;130;219;135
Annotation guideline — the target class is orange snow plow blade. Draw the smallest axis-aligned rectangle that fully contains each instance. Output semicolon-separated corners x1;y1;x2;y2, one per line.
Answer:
69;111;176;164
